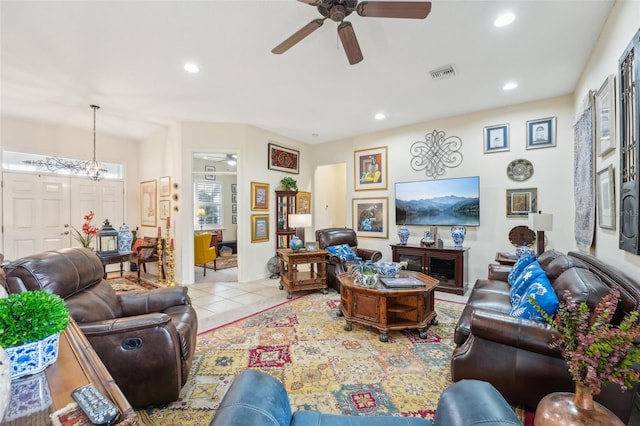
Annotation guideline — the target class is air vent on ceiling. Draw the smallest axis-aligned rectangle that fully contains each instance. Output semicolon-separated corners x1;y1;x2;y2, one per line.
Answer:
429;64;456;80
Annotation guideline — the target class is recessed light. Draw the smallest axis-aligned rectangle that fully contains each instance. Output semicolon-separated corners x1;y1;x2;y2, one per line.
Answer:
184;62;200;73
503;81;518;91
375;113;385;120
494;12;515;28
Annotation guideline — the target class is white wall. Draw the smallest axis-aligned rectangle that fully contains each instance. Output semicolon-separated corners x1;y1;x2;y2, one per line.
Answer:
311;95;575;285
573;0;640;274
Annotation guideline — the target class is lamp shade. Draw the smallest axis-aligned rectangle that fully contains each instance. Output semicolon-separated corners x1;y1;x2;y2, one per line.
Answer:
529;213;553;232
288;214;312;228
197;208;206;217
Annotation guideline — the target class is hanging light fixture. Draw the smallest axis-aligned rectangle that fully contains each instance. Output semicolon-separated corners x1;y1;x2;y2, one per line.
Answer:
86;104;107;181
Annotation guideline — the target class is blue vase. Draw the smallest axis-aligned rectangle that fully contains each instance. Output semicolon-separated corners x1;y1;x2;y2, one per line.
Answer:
290;235;304;252
398;225;410;245
118;223;133;253
451;226;466;248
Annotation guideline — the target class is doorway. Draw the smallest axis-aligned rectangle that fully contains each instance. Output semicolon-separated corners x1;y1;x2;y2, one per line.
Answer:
314;163;347;230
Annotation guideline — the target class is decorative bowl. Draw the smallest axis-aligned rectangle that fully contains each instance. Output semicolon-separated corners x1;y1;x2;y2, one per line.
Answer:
375;262;402;278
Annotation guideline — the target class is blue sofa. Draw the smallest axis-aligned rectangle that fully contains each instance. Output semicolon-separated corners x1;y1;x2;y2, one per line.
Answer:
209;370;522;426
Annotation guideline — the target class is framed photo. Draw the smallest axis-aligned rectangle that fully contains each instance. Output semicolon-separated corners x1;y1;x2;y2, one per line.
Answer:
251;181;269;210
159;176;171;197
296;191;311;214
231;183;237;194
595;74;616;157
483;124;509;153
232;215;237;225
354;146;388;191
232;204;237;213
159;200;170;220
232;193;238;203
526;117;557;149
597;165;616;229
506;188;537;218
251;214;269;243
140;180;157;227
352;197;388;239
205;165;216;180
268;142;299;174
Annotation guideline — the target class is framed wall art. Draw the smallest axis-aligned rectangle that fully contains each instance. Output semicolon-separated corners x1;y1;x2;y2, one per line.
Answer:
231;183;237;193
158;176;171;197
205;165;216;180
352;197;388;239
595;74;616;157
140;180;157;227
268;142;299;174
251;214;269;243
354;146;387;191
526;117;557;149
296;191;311;214
251;181;269;210
506;187;537;218
159;200;170;220
483;124;509;153
232;215;237;224
597;164;615;229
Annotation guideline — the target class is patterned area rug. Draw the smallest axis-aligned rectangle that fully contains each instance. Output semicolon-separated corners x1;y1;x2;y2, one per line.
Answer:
106;274;165;292
137;291;533;425
207;254;237;270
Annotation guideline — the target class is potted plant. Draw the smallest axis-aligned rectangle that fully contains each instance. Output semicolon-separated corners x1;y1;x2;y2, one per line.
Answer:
349;261;378;288
0;291;70;379
71;211;99;249
533;288;640;424
280;177;298;191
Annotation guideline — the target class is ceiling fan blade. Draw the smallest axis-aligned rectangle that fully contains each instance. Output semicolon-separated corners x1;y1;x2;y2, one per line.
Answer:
338;21;363;65
272;19;325;55
297;0;323;4
357;1;432;19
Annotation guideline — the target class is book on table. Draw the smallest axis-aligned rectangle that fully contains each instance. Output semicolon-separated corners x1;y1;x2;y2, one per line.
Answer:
380;276;425;288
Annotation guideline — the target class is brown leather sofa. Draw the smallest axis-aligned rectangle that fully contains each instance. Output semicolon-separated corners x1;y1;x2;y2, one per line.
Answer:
451;250;640;423
3;247;198;408
315;228;382;291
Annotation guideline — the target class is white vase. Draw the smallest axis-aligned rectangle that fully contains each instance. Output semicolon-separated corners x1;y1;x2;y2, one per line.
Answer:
6;333;60;379
0;346;10;420
451;225;466;248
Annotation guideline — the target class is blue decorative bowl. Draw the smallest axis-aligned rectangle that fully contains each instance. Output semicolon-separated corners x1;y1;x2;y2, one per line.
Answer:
375;262;402;278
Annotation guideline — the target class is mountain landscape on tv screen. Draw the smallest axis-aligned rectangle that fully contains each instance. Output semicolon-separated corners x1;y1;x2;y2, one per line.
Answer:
396;195;480;226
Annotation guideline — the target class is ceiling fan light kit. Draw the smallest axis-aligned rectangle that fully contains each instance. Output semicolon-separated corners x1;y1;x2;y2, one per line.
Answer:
272;0;432;65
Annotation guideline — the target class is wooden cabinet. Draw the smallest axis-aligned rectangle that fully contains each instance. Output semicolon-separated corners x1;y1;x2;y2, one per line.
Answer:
275;190;297;250
390;244;469;295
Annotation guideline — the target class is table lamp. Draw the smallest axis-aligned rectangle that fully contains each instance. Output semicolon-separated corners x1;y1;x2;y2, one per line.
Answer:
288;214;312;247
529;211;553;255
197;208;206;231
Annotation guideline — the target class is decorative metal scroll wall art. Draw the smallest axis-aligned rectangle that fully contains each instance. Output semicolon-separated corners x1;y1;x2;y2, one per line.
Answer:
410;130;463;179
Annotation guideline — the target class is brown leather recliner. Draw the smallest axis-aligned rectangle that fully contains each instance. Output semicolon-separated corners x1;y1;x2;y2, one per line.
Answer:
3;247;198;408
315;228;382;291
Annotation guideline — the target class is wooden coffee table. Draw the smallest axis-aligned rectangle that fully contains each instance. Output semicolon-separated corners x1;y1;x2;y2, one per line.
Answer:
337;271;439;342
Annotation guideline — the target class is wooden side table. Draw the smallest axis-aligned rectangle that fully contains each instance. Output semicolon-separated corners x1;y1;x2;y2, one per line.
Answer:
277;249;328;299
337;271;439;342
96;251;132;279
495;252;518;266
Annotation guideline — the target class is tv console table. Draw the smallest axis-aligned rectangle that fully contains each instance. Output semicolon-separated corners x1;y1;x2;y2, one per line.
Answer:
390;244;469;295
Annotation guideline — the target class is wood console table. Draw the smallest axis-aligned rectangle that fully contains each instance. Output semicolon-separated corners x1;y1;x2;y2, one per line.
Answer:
1;318;137;425
390;244;469;295
277;249;328;299
337;271;439;342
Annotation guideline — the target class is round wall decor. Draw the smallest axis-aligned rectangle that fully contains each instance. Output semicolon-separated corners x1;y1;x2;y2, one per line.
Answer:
506;159;534;182
508;225;536;247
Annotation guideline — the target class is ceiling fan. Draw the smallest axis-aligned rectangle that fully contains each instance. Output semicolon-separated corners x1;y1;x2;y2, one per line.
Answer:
272;0;432;65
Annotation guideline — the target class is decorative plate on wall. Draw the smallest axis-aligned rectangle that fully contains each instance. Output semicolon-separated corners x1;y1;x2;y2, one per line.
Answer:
506;159;534;182
508;225;536;247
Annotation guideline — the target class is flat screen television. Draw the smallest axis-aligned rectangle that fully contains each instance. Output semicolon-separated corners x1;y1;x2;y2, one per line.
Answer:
395;176;480;226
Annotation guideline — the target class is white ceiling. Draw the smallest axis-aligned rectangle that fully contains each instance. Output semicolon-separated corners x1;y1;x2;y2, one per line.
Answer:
0;0;614;145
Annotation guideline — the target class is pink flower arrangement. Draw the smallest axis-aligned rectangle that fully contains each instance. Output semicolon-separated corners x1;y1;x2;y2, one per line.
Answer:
536;288;640;395
72;211;99;248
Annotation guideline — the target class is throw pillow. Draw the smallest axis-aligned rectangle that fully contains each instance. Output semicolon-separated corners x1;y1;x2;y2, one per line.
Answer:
509;275;559;321
326;244;356;261
510;261;545;305
132;238;145;253
508;254;537;286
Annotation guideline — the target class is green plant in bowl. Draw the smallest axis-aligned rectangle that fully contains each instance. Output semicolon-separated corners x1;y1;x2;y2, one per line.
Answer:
280;177;298;191
0;290;69;349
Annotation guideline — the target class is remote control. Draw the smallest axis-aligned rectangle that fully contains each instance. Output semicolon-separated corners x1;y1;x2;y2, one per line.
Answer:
71;384;119;426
